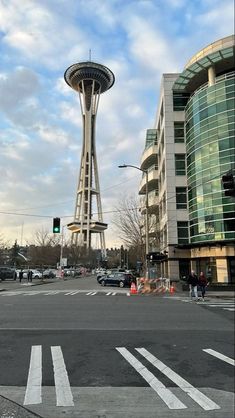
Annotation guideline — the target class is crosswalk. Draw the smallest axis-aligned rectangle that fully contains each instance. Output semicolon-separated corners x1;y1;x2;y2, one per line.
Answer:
20;345;234;410
0;289;129;297
164;296;235;312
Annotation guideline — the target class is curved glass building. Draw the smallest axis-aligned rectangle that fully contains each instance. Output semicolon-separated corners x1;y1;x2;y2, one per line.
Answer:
186;73;235;244
140;35;234;283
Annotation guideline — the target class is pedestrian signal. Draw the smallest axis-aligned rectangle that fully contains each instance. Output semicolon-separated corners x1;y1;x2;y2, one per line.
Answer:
53;217;61;233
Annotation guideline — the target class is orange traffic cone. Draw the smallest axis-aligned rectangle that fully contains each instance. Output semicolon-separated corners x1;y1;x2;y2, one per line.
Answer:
130;281;137;294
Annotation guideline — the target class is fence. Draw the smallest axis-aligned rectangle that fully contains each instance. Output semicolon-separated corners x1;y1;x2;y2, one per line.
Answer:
136;277;173;294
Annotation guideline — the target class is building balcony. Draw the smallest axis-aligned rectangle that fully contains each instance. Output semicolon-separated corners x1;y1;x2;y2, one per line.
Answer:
140;192;159;214
139;169;158;195
140;145;158;171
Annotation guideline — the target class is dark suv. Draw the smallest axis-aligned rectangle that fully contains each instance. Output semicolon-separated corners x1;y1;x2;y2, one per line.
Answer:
99;273;136;288
0;267;16;281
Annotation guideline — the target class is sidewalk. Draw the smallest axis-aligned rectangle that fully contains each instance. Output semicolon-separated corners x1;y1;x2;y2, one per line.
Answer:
0;278;58;292
173;282;235;299
0;394;43;418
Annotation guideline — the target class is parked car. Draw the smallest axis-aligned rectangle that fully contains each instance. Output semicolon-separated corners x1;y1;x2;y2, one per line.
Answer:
0;266;16;281
42;269;56;279
19;269;43;280
96;269;109;281
98;273;136;288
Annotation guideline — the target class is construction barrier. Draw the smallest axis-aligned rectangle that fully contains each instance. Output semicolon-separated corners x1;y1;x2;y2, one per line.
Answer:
136;277;173;295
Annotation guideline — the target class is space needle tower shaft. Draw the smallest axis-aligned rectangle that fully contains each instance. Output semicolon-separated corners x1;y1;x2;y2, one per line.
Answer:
64;61;115;256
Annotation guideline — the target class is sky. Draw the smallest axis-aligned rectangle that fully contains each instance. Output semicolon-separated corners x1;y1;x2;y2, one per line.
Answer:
0;0;234;249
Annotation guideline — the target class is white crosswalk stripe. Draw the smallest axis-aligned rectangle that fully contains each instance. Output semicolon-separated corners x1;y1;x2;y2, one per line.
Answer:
24;345;73;407
116;347;224;410
22;344;233;410
136;348;220;411
116;347;186;409
0;290;135;297
165;296;235;312
24;345;42;405
51;346;74;406
203;348;235;366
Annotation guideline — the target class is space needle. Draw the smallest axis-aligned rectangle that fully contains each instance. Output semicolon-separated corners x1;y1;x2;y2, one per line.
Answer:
64;61;115;257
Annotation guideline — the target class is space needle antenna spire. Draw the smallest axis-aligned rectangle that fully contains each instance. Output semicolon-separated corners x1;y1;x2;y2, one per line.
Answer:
64;60;115;258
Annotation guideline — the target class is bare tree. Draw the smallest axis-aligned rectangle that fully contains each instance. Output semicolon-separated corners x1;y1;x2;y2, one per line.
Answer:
30;227;61;247
113;196;143;247
26;227;61;267
112;195;145;263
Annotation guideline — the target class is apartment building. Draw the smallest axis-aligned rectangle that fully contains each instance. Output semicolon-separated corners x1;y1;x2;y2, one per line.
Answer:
139;35;235;283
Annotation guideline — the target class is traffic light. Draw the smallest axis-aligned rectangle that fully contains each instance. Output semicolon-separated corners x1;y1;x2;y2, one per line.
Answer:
222;172;235;197
53;217;61;233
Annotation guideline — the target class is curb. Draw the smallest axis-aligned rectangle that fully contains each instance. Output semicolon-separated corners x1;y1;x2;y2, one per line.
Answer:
0;394;43;418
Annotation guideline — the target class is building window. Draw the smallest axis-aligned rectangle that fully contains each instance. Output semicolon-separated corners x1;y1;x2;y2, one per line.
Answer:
177;221;189;244
174;122;184;143
173;93;190;111
175;154;186;175
176;187;187;209
145;129;157;149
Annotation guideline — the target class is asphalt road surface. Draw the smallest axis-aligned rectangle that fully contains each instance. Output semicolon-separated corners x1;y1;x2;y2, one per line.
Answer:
0;276;234;418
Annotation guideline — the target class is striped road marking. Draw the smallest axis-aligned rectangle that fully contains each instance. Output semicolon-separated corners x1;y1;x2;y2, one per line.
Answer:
86;292;93;295
51;346;74;407
116;347;186;409
24;345;42;405
205;304;235;307
203;349;235;366
106;292;112;296
136;348;220;411
90;292;97;295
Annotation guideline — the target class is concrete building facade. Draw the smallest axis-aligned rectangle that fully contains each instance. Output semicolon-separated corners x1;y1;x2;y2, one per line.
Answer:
139;35;235;283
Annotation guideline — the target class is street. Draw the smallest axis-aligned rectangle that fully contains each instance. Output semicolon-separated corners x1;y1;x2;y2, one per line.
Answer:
0;276;234;418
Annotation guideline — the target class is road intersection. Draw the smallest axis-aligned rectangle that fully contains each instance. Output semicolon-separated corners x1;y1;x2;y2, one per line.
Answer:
0;276;234;418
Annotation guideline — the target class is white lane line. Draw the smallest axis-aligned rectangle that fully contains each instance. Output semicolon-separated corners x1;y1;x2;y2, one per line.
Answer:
51;346;74;407
112;292;116;296
86;292;93;295
70;291;80;295
90;292;97;295
223;308;235;311
116;347;186;410
24;345;42;405
136;348;220;411
203;349;235;366
64;291;76;295
106;292;111;296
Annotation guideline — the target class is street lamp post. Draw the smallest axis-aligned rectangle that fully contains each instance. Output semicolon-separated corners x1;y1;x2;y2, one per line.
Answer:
118;164;149;278
60;225;66;268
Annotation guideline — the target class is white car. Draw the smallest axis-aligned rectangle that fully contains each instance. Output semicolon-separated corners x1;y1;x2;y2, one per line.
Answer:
22;269;43;279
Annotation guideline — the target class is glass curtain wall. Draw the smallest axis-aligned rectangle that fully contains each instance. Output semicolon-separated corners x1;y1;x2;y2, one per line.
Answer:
185;74;235;244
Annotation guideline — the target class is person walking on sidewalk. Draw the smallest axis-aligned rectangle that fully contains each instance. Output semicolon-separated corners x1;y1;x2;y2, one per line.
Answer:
19;269;23;283
198;272;208;301
188;270;199;301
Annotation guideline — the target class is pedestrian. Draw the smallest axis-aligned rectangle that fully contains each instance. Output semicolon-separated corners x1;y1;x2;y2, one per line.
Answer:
198;272;208;301
19;269;23;283
27;270;33;283
187;270;199;301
